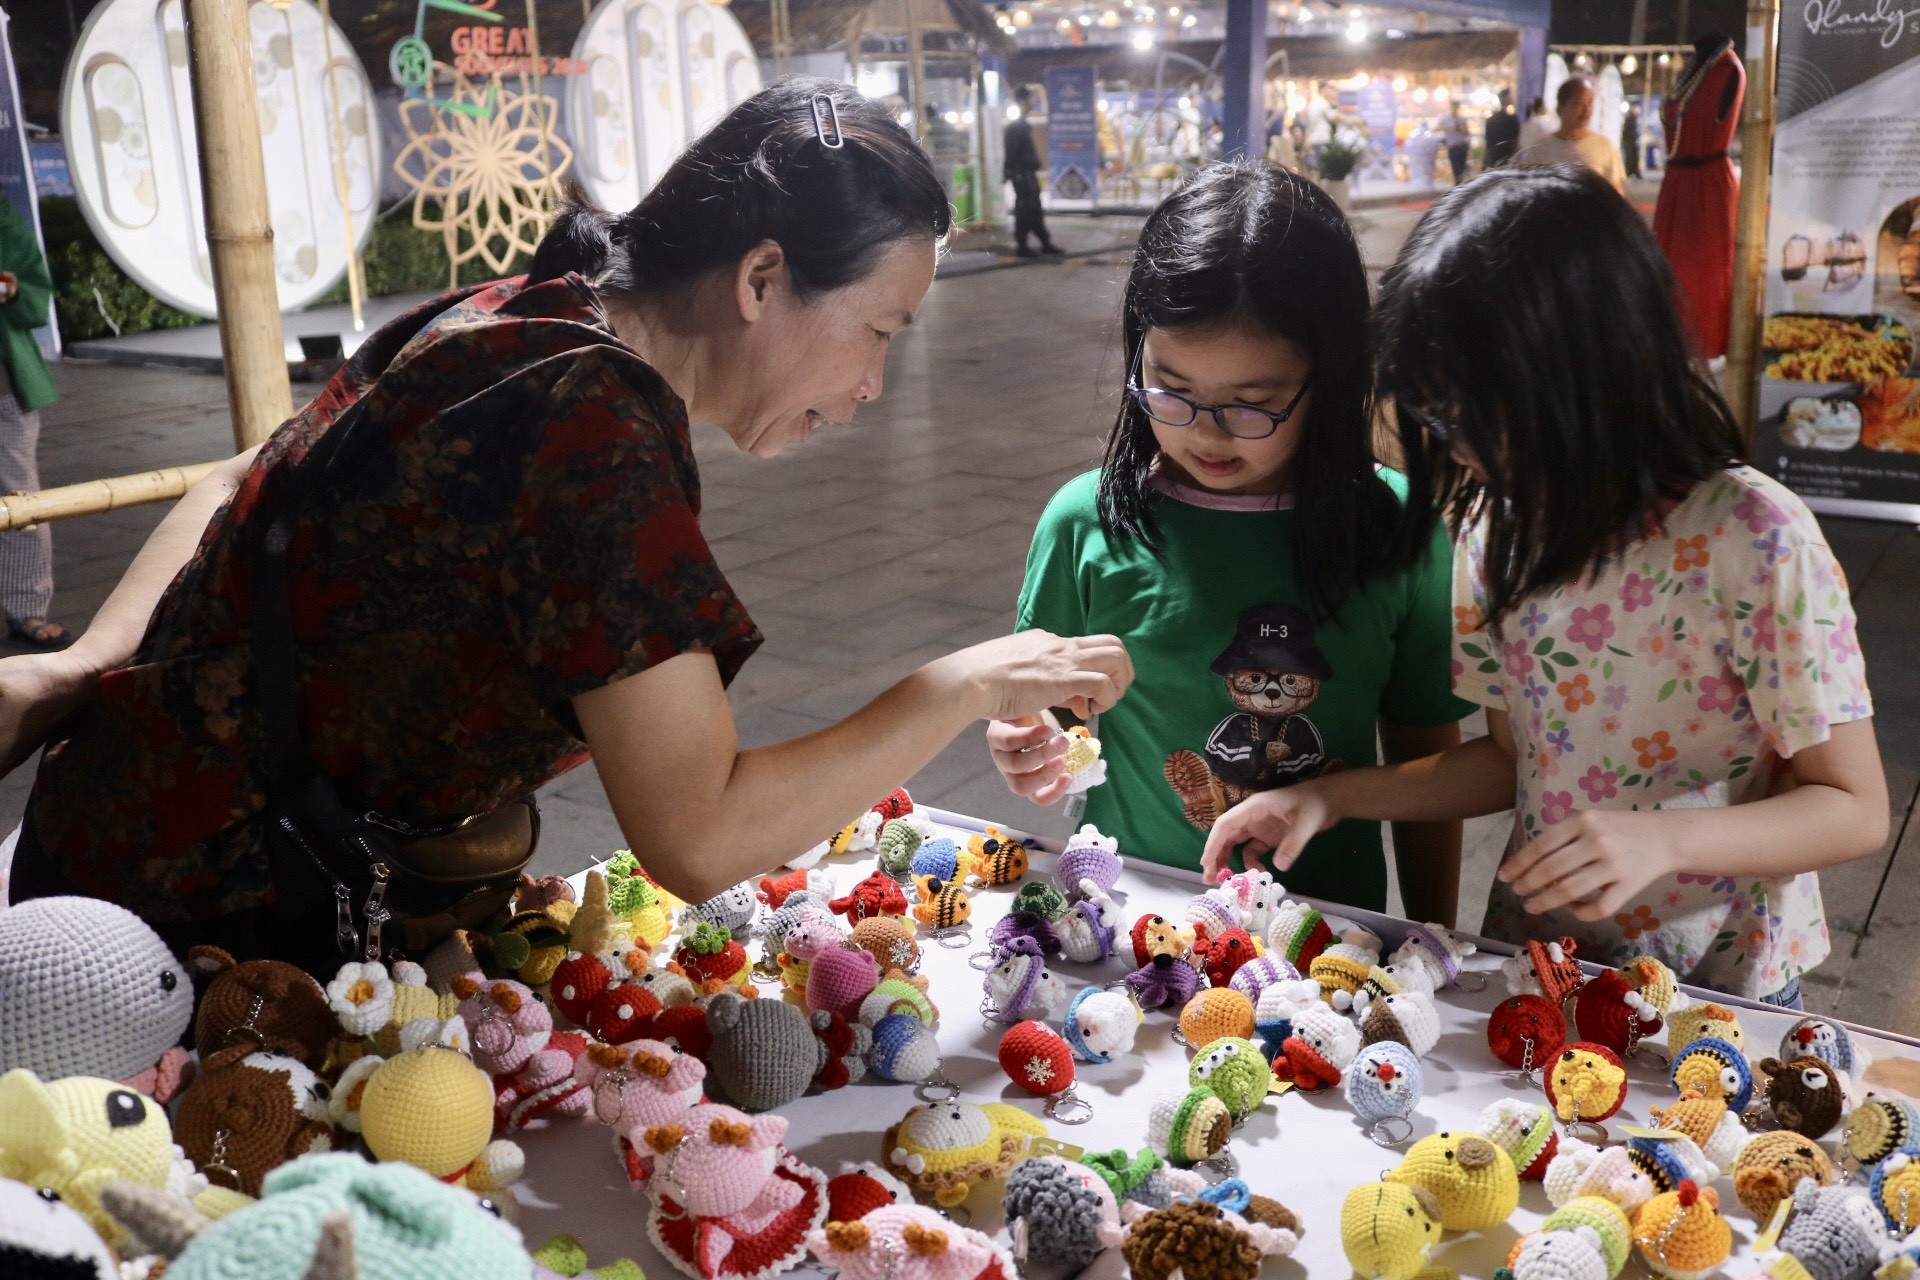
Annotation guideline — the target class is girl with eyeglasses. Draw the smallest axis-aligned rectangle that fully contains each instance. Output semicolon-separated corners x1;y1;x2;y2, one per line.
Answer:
989;161;1474;920
1205;166;1888;1008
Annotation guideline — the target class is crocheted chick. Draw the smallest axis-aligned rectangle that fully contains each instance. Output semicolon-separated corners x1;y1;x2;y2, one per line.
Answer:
1669;1037;1753;1112
642;1106;831;1280
1189;1037;1272;1122
1847;1096;1920;1170
1266;900;1334;970
1311;929;1383;1012
1003;1155;1126;1269
1388;923;1479;993
331;1046;522;1193
0;1068;213;1247
883;1101;1047;1208
808;1205;1016;1280
1544;1139;1655;1213
910;877;971;932
1632;1181;1729;1280
1346;1041;1423;1128
1180;989;1257;1050
1779;1016;1858;1078
0;895;195;1096
1502;1197;1634;1280
1056;825;1124;904
1147;1088;1233;1166
1777;1179;1889;1280
174;1051;335;1197
1121;1199;1286;1280
1872;1148;1920;1233
0;1174;118;1280
98;1152;533;1280
1759;1056;1848;1140
1065;987;1143;1064
1649;1092;1751;1175
1340;1180;1444;1280
1131;914;1197;967
1387;1131;1520;1232
1059;725;1108;795
1479;1098;1560;1181
1272;1001;1362;1092
1664;999;1744;1054
1733;1130;1835;1221
963;829;1028;886
1546;1042;1629;1124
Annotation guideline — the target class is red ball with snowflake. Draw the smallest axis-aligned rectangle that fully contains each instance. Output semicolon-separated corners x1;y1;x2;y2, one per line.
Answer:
998;1020;1076;1097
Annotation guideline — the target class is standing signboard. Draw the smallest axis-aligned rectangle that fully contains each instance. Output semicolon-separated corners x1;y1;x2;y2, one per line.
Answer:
1355;79;1396;182
1043;66;1098;208
0;10;56;359
1753;8;1920;521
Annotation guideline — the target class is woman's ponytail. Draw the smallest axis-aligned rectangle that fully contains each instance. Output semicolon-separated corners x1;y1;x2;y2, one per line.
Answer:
526;185;619;285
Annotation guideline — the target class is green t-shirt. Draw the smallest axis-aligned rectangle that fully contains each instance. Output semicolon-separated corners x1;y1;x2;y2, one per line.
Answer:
1015;469;1472;911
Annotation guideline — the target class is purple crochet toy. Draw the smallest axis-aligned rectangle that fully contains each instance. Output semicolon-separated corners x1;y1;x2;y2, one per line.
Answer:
984;937;1068;1024
1126;954;1204;1010
991;912;1063;956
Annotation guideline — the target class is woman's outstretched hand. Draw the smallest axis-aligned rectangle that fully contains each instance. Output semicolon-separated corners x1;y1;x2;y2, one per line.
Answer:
0;650;96;778
931;630;1133;724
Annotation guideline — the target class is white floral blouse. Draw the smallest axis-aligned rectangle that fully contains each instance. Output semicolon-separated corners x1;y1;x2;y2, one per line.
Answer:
1452;466;1874;998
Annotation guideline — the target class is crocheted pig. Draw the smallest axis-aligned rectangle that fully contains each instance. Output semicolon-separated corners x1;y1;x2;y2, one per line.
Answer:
809;1205;1016;1280
643;1105;830;1280
452;973;591;1133
574;1038;708;1190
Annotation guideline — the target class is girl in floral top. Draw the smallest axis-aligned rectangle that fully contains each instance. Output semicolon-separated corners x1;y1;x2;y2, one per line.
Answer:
1202;166;1888;1004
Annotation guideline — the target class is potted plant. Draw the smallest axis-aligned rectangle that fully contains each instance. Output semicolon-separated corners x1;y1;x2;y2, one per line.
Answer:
1314;131;1365;210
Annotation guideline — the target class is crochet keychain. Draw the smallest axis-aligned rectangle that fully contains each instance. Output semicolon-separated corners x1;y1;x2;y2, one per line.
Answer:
1054;825;1123;903
1488;993;1569;1081
909;876;973;947
882;1099;1049;1208
1545;1042;1629;1144
642;1105;831;1280
1188;1038;1272;1126
981;938;1068;1025
963;828;1029;888
868;1014;958;1102
1631;1180;1730;1280
1064;986;1143;1064
998;1022;1093;1124
1387;922;1484;993
1177;989;1257;1051
1346;1040;1424;1147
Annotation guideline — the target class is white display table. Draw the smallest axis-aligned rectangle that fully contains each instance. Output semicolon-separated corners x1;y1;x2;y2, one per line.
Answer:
514;809;1920;1279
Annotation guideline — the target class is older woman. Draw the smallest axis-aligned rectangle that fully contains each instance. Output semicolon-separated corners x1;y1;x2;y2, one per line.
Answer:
0;81;1130;971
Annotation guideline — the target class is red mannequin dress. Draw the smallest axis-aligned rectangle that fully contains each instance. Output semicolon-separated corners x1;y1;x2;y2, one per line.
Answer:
1655;40;1745;358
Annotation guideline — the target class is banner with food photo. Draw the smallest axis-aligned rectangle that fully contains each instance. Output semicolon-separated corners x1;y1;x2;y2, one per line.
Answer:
1754;5;1920;520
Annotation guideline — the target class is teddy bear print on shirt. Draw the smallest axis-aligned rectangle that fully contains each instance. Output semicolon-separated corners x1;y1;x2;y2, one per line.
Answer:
1164;602;1340;829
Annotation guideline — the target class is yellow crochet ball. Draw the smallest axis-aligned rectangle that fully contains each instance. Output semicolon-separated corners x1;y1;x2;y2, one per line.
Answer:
361;1047;495;1181
1341;1180;1443;1280
1179;988;1257;1049
1387;1132;1520;1232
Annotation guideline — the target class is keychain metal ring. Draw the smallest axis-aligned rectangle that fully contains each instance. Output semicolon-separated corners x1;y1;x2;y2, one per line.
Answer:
1045;1089;1095;1126
915;1074;960;1103
1198;1149;1239;1183
1370;1116;1414;1148
1171;1027;1192;1049
967;947;997;967
933;928;973;950
1456;971;1489;993
1564;1119;1610;1145
1740;1102;1779;1133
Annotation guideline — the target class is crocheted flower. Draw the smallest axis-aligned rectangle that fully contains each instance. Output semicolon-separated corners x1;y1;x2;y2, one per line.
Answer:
327;961;396;1038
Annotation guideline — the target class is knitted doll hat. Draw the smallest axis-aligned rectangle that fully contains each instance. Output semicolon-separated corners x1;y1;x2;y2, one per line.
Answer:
1193;929;1262;990
1188;1038;1272;1122
984;938;1066;1024
1761;1056;1847;1140
1488;994;1569;1071
1733;1130;1835;1221
1479;1099;1560;1181
1180;989;1257;1050
1545;1042;1629;1124
1147;1087;1232;1165
1055;826;1123;904
1057;898;1121;965
1346;1040;1423;1127
1064;987;1141;1064
1669;1037;1753;1113
1870;1147;1920;1233
1539;1197;1634;1280
1388;1131;1520;1232
0;896;195;1087
1362;991;1441;1059
1778;1180;1889;1280
1266;901;1333;970
1848;1096;1920;1168
1665;1000;1744;1053
1183;893;1241;942
705;993;825;1113
1340;1181;1442;1280
1632;1182;1729;1280
1227;955;1299;1006
1779;1016;1859;1078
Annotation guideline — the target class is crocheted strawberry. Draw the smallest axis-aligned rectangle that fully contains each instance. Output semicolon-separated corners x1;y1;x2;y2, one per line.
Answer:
830;871;910;924
676;923;750;990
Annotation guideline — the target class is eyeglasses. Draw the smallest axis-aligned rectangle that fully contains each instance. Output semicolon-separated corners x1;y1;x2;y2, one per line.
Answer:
1395;396;1463;444
1127;344;1313;441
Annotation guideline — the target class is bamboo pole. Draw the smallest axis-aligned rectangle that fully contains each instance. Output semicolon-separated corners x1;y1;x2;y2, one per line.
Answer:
185;0;293;450
907;0;928;142
1724;0;1779;444
0;463;224;533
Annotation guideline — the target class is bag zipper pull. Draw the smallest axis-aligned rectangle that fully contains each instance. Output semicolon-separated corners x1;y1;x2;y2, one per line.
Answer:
363;862;392;961
334;884;359;957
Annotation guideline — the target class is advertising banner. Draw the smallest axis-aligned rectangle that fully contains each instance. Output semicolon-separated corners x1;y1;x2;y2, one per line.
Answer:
1043;66;1099;207
0;11;56;359
1753;5;1920;520
1356;80;1397;181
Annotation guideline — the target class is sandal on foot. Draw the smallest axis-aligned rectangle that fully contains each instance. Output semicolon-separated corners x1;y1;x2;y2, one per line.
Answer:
9;617;71;650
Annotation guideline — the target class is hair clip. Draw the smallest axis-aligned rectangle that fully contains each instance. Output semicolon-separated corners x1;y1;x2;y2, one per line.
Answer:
811;94;846;149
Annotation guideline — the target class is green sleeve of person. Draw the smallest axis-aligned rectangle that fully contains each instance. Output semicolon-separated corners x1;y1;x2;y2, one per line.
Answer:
0;198;56;411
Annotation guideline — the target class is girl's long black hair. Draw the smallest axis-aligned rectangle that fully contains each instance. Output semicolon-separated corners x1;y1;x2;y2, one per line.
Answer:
1376;164;1744;625
1096;161;1411;618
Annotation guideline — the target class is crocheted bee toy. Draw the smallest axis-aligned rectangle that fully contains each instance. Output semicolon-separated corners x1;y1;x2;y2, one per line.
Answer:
1122;1188;1301;1280
1341;1180;1445;1280
1733;1131;1836;1221
1003;1155;1126;1270
983;938;1067;1024
1147;1087;1234;1166
330;1043;524;1194
1665;999;1745;1054
882;1100;1048;1207
1271;1001;1362;1092
964;828;1028;887
1499;1196;1634;1280
1779;1016;1859;1078
1488;993;1570;1072
1480;1098;1562;1182
1065;987;1143;1064
1632;1181;1730;1280
174;1050;335;1197
1760;1056;1848;1139
1546;1042;1630;1130
97;1152;535;1280
0;1068;228;1247
574;1038;708;1189
0;896;196;1101
1871;1148;1920;1233
1180;989;1257;1050
1774;1179;1890;1280
1346;1041;1424;1143
642;1105;830;1280
1055;825;1123;903
1670;1037;1754;1112
1190;1038;1272;1123
910;876;972;932
1388;1131;1521;1232
809;1205;1016;1280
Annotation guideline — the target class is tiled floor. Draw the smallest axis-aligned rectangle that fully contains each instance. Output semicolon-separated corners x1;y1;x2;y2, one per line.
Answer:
7;203;1919;1032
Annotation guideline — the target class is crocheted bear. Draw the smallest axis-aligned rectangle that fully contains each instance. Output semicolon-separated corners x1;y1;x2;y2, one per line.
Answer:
174;1050;335;1197
1733;1131;1835;1222
1760;1055;1847;1139
189;946;336;1072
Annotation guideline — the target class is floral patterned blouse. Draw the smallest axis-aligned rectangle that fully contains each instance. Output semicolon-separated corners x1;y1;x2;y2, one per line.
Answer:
1453;466;1872;997
29;276;761;924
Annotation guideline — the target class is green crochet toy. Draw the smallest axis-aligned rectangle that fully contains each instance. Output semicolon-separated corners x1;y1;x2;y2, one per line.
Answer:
533;1233;646;1280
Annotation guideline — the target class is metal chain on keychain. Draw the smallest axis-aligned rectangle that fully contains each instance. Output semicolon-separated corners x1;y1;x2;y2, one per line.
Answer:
1044;1086;1094;1125
1563;1094;1609;1146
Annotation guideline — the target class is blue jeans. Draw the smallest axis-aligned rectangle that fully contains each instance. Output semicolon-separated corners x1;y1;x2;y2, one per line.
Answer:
1757;977;1805;1010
